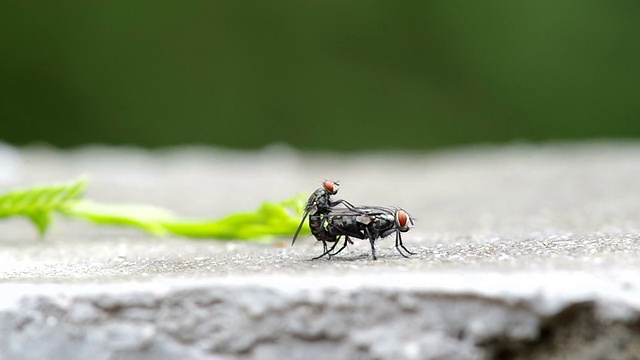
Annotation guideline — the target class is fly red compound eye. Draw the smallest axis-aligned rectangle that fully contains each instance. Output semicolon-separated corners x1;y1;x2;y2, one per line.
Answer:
323;180;339;194
396;210;410;231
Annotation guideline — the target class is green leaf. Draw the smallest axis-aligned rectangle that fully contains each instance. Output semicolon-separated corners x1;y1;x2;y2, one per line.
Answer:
64;193;310;241
0;178;88;236
161;195;310;240
0;177;310;241
28;211;53;236
62;201;173;236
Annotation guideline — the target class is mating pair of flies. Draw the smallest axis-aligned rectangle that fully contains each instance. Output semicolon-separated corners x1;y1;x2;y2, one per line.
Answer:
291;180;415;260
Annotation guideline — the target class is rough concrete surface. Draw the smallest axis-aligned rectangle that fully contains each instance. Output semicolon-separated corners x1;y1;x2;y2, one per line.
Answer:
2;142;640;359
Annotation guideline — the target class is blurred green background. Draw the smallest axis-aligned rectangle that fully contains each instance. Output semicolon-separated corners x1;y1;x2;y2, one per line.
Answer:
2;1;639;151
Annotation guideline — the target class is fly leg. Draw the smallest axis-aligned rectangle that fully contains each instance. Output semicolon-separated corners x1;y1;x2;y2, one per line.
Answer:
311;242;328;260
394;231;410;258
364;227;377;260
313;240;340;260
330;199;355;210
329;199;370;215
397;232;415;256
329;236;351;257
325;240;340;259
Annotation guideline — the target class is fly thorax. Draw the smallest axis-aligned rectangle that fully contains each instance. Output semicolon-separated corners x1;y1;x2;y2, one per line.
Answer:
317;196;331;213
380;214;394;223
375;214;395;230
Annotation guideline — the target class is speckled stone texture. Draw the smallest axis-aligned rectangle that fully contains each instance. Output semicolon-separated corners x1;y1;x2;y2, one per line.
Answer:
2;142;640;359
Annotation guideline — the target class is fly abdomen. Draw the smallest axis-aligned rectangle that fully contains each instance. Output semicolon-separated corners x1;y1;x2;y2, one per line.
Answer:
308;214;336;243
325;215;366;240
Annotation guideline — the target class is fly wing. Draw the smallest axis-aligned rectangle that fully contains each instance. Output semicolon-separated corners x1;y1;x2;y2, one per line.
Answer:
325;206;367;216
327;214;368;239
291;209;309;246
359;205;397;215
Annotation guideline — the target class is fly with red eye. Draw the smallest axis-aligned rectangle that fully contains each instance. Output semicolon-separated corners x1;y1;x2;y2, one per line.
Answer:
308;205;415;260
292;181;415;260
291;180;363;253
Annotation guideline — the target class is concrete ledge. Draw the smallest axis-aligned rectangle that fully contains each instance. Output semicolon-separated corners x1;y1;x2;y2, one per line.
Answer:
2;273;640;360
2;142;640;359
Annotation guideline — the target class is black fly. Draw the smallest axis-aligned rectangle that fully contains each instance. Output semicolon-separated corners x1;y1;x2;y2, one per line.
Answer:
291;180;361;255
292;181;415;260
315;206;415;260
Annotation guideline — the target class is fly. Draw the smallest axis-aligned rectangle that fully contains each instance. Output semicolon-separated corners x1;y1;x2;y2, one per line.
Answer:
314;206;415;260
291;180;362;251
